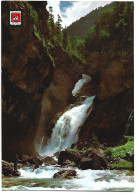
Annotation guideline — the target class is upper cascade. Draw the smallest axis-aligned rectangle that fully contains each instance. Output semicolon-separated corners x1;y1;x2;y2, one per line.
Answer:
72;74;91;97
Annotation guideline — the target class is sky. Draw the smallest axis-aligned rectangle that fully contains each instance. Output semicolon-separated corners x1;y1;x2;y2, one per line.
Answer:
47;1;112;28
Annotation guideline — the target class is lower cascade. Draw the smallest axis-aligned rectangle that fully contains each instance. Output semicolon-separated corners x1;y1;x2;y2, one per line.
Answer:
38;96;95;156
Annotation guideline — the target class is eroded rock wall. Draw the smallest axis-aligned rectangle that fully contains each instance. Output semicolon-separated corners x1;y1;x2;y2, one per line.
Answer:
79;48;134;144
2;1;54;161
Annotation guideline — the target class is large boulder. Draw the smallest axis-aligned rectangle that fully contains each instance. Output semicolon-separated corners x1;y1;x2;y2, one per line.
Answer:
71;140;93;150
53;170;76;179
53;151;60;159
18;154;35;164
79;154;107;170
58;151;81;166
2;160;14;176
18;154;44;166
44;156;57;165
61;159;76;167
58;148;108;170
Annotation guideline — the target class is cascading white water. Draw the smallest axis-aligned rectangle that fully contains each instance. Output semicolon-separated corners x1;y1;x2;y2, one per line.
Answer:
39;96;95;156
72;74;91;96
37;74;94;156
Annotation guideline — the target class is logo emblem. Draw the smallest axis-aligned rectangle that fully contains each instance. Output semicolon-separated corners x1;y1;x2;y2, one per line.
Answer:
10;11;22;25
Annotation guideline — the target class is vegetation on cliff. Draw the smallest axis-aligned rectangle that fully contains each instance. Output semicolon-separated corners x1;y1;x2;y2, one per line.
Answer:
105;136;134;160
25;2;55;68
65;2;133;59
65;2;115;41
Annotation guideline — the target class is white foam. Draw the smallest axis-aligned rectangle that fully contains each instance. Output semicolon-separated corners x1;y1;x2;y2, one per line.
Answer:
72;74;91;96
71;169;134;191
2;167;134;191
19;165;57;179
38;96;95;156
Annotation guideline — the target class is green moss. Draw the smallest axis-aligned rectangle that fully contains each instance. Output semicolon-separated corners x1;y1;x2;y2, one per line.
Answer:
66;148;79;152
100;30;110;37
105;140;134;160
25;2;39;24
82;147;93;153
33;25;41;40
110;161;133;169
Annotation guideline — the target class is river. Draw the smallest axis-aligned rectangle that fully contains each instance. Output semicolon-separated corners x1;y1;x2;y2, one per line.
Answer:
2;164;134;191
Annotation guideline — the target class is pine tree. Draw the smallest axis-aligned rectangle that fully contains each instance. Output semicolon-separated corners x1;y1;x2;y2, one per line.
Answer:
48;6;54;29
47;6;55;42
56;14;63;46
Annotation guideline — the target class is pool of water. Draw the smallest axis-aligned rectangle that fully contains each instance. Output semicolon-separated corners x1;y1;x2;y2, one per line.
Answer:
2;165;134;191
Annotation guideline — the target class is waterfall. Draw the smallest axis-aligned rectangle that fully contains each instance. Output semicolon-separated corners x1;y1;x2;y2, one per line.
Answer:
72;74;91;96
38;96;95;156
37;74;95;157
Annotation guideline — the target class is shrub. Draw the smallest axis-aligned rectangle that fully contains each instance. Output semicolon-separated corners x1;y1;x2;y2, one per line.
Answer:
105;140;134;160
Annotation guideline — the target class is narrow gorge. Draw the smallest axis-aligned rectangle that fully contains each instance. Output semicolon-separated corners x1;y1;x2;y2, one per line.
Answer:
2;1;134;191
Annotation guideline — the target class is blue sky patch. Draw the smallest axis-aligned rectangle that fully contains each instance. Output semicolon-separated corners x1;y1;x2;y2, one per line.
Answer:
60;1;73;14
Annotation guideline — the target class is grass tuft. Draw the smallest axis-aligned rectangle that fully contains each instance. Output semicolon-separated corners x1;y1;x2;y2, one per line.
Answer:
109;161;133;169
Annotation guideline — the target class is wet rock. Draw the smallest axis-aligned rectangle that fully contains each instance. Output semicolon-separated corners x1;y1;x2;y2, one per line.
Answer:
100;144;106;150
53;151;60;159
58;148;108;170
53;170;76;179
58;151;81;166
79;154;107;170
44;156;57;165
2;160;21;176
18;154;44;166
2;160;14;176
124;153;134;163
18;154;35;164
112;157;126;164
71;140;93;150
33;156;44;166
12;171;21;176
61;160;76;167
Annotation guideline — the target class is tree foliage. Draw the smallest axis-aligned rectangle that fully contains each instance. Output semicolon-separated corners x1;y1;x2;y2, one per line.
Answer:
66;2;133;58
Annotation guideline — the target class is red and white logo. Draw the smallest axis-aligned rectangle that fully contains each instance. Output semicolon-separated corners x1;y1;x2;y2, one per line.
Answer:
10;11;21;25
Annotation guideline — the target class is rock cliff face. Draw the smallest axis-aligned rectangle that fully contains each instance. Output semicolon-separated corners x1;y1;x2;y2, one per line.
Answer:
2;1;54;161
2;1;84;161
79;48;134;144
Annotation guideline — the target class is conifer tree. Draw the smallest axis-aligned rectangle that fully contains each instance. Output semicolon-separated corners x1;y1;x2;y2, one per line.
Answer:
56;14;63;46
